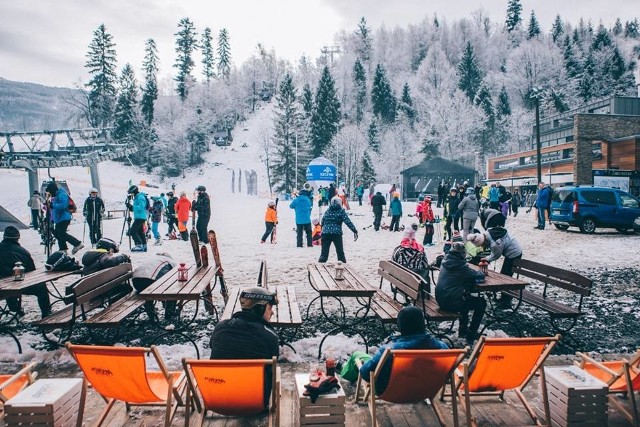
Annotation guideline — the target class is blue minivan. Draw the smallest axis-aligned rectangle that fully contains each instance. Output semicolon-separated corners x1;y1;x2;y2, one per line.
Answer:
549;186;640;234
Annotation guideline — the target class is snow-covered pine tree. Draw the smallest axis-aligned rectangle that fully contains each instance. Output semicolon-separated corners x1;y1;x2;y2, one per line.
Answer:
527;11;541;40
371;64;396;124
578;50;596;102
355;17;373;66
551;15;564;44
201;27;216;83
300;84;314;119
173;17;198;101
140;38;159;127
113;64;141;144
398;83;416;127
563;36;582;79
612;19;623;36
359;150;376;185
457;42;483;103
624;19;639;38
367;119;380;154
591;24;612;51
505;0;523;33
310;66;341;158
217;28;231;81
85;24;118;128
271;73;300;193
497;86;511;117
353;59;367;126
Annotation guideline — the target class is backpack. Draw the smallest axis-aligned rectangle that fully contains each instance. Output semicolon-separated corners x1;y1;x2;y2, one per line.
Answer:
67;196;77;214
45;251;82;272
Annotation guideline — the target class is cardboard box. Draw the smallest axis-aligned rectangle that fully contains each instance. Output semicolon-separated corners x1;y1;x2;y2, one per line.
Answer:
4;378;83;427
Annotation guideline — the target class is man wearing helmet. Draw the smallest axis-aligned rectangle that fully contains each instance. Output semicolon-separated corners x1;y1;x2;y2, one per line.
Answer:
126;185;149;252
209;286;279;405
191;185;211;244
81;237;131;275
83;188;105;247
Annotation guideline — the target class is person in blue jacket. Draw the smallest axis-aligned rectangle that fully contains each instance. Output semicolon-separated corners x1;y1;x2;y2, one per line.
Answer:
45;181;83;254
389;193;403;232
534;182;553;230
488;183;500;210
318;197;358;263
359;306;448;395
290;188;313;247
127;185;149;252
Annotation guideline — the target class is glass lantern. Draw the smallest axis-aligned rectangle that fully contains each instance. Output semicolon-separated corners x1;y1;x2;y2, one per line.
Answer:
177;263;189;282
334;262;344;280
479;259;489;276
13;262;25;281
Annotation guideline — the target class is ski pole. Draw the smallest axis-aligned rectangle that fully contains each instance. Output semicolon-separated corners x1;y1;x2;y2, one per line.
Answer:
82;218;86;243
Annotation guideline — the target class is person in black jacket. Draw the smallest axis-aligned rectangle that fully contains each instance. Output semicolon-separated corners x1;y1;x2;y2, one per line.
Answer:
83;188;105;247
209;286;279;407
435;242;486;345
81;237;131;275
191;185;211;244
371;192;387;231
443;187;460;241
0;226;50;317
165;191;178;236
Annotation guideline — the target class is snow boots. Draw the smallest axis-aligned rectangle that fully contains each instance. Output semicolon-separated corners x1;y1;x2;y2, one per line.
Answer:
131;244;147;252
154;237;162;246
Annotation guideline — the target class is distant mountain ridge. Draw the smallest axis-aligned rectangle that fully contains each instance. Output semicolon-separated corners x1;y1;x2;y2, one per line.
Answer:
0;77;80;132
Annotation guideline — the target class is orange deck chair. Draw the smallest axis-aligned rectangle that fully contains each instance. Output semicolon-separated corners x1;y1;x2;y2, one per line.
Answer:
65;343;186;427
182;357;280;427
455;335;561;427
355;348;468;427
0;363;37;410
576;349;640;427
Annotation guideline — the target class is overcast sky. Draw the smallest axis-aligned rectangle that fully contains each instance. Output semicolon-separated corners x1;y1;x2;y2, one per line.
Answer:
0;0;638;88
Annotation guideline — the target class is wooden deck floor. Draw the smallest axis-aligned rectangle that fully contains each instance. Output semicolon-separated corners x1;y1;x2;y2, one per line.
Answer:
17;359;633;427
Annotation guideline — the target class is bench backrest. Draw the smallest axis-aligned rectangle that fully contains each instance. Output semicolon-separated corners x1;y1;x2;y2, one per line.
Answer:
513;259;592;296
378;260;423;301
71;263;133;305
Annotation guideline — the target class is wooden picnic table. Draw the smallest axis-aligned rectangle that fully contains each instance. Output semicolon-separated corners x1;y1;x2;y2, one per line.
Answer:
0;269;78;299
307;263;377;359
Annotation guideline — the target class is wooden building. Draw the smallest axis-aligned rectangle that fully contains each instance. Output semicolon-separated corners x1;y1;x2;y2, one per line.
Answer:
401;157;477;200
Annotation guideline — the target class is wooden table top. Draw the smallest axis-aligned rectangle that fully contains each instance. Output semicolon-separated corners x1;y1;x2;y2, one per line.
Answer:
221;286;302;328
138;264;215;301
307;263;376;298
469;264;529;292
0;269;79;297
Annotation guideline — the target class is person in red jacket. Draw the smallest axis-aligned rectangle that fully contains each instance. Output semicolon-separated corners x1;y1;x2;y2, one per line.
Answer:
174;191;192;241
421;197;435;246
415;196;425;225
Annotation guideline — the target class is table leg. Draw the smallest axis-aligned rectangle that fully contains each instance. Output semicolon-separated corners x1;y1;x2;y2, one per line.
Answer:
316;296;372;359
478;289;524;337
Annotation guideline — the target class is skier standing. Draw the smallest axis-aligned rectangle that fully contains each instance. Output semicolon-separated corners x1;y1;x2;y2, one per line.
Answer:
27;190;43;231
389;193;403;232
150;196;164;245
261;201;278;243
192;185;211;244
126;185;149;252
318;197;358;263
371;191;386;231
175;191;191;241
83;188;105;247
46;182;84;255
166;191;178;236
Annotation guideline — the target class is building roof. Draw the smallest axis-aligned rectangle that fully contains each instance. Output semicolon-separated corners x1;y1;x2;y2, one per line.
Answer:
402;156;476;175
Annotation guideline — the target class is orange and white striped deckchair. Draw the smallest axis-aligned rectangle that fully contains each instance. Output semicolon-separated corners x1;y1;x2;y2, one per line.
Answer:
0;362;37;409
355;348;468;427
456;334;561;427
576;349;640;427
182;357;280;427
65;343;185;427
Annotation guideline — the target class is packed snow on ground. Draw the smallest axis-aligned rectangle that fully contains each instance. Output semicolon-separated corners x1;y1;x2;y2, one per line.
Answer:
0;104;638;369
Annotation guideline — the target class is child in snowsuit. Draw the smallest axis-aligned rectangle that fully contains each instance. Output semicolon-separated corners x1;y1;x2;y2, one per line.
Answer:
312;218;322;246
150;197;163;245
389;193;403;232
261;201;278;243
421;197;435;246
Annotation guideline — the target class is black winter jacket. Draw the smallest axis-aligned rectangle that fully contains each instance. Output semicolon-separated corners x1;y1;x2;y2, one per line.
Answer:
371;194;387;215
192;192;211;217
435;251;485;312
167;196;178;215
0;240;36;277
81;250;131;275
83;196;105;222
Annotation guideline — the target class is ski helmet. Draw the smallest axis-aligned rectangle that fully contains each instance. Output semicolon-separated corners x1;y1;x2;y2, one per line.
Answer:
196;185;206;192
239;287;278;315
89;188;98;194
268;200;276;207
450;187;458;193
127;185;138;194
166;191;174;197
96;237;119;253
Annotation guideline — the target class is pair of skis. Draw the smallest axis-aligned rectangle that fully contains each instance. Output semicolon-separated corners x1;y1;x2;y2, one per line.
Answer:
189;214;228;303
270;198;279;244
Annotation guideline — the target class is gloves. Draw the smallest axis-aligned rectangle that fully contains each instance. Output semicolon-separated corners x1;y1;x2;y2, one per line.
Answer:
303;376;340;403
125;203;133;211
353;232;358;241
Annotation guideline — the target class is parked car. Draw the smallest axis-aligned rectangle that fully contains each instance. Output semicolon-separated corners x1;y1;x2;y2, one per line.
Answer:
550;186;640;234
634;216;640;234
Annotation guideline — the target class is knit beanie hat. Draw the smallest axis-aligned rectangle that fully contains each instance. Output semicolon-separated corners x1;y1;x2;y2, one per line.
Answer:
403;227;416;240
450;241;466;254
3;226;20;240
331;197;342;207
397;306;425;335
467;233;485;246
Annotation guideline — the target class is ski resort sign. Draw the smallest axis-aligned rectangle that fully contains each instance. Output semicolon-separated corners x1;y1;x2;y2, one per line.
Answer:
306;157;336;187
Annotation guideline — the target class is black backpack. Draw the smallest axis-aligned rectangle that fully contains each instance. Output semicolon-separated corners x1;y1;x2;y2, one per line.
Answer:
45;251;82;272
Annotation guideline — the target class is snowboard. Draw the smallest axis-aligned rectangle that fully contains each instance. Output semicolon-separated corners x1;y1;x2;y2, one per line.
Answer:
190;212;202;268
208;229;228;303
271;197;279;244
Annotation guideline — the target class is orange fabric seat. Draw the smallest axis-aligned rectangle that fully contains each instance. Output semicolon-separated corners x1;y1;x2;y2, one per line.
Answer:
455;335;560;427
182;357;280;426
355;349;467;427
66;343;185;427
576;349;640;426
0;363;37;408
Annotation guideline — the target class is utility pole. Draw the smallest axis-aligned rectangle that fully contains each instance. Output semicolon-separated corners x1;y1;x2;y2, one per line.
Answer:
321;46;341;65
531;87;543;184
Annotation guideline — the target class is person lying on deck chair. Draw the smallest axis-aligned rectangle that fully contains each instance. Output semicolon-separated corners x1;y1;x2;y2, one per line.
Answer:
357;306;448;395
209;286;279;407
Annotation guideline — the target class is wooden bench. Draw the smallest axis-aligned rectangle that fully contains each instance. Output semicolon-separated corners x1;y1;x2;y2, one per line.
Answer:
372;260;459;331
221;260;302;349
34;263;139;343
504;258;593;333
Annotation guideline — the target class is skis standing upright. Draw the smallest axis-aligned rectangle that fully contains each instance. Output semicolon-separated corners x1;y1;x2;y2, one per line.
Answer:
208;230;228;303
270;197;279;244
